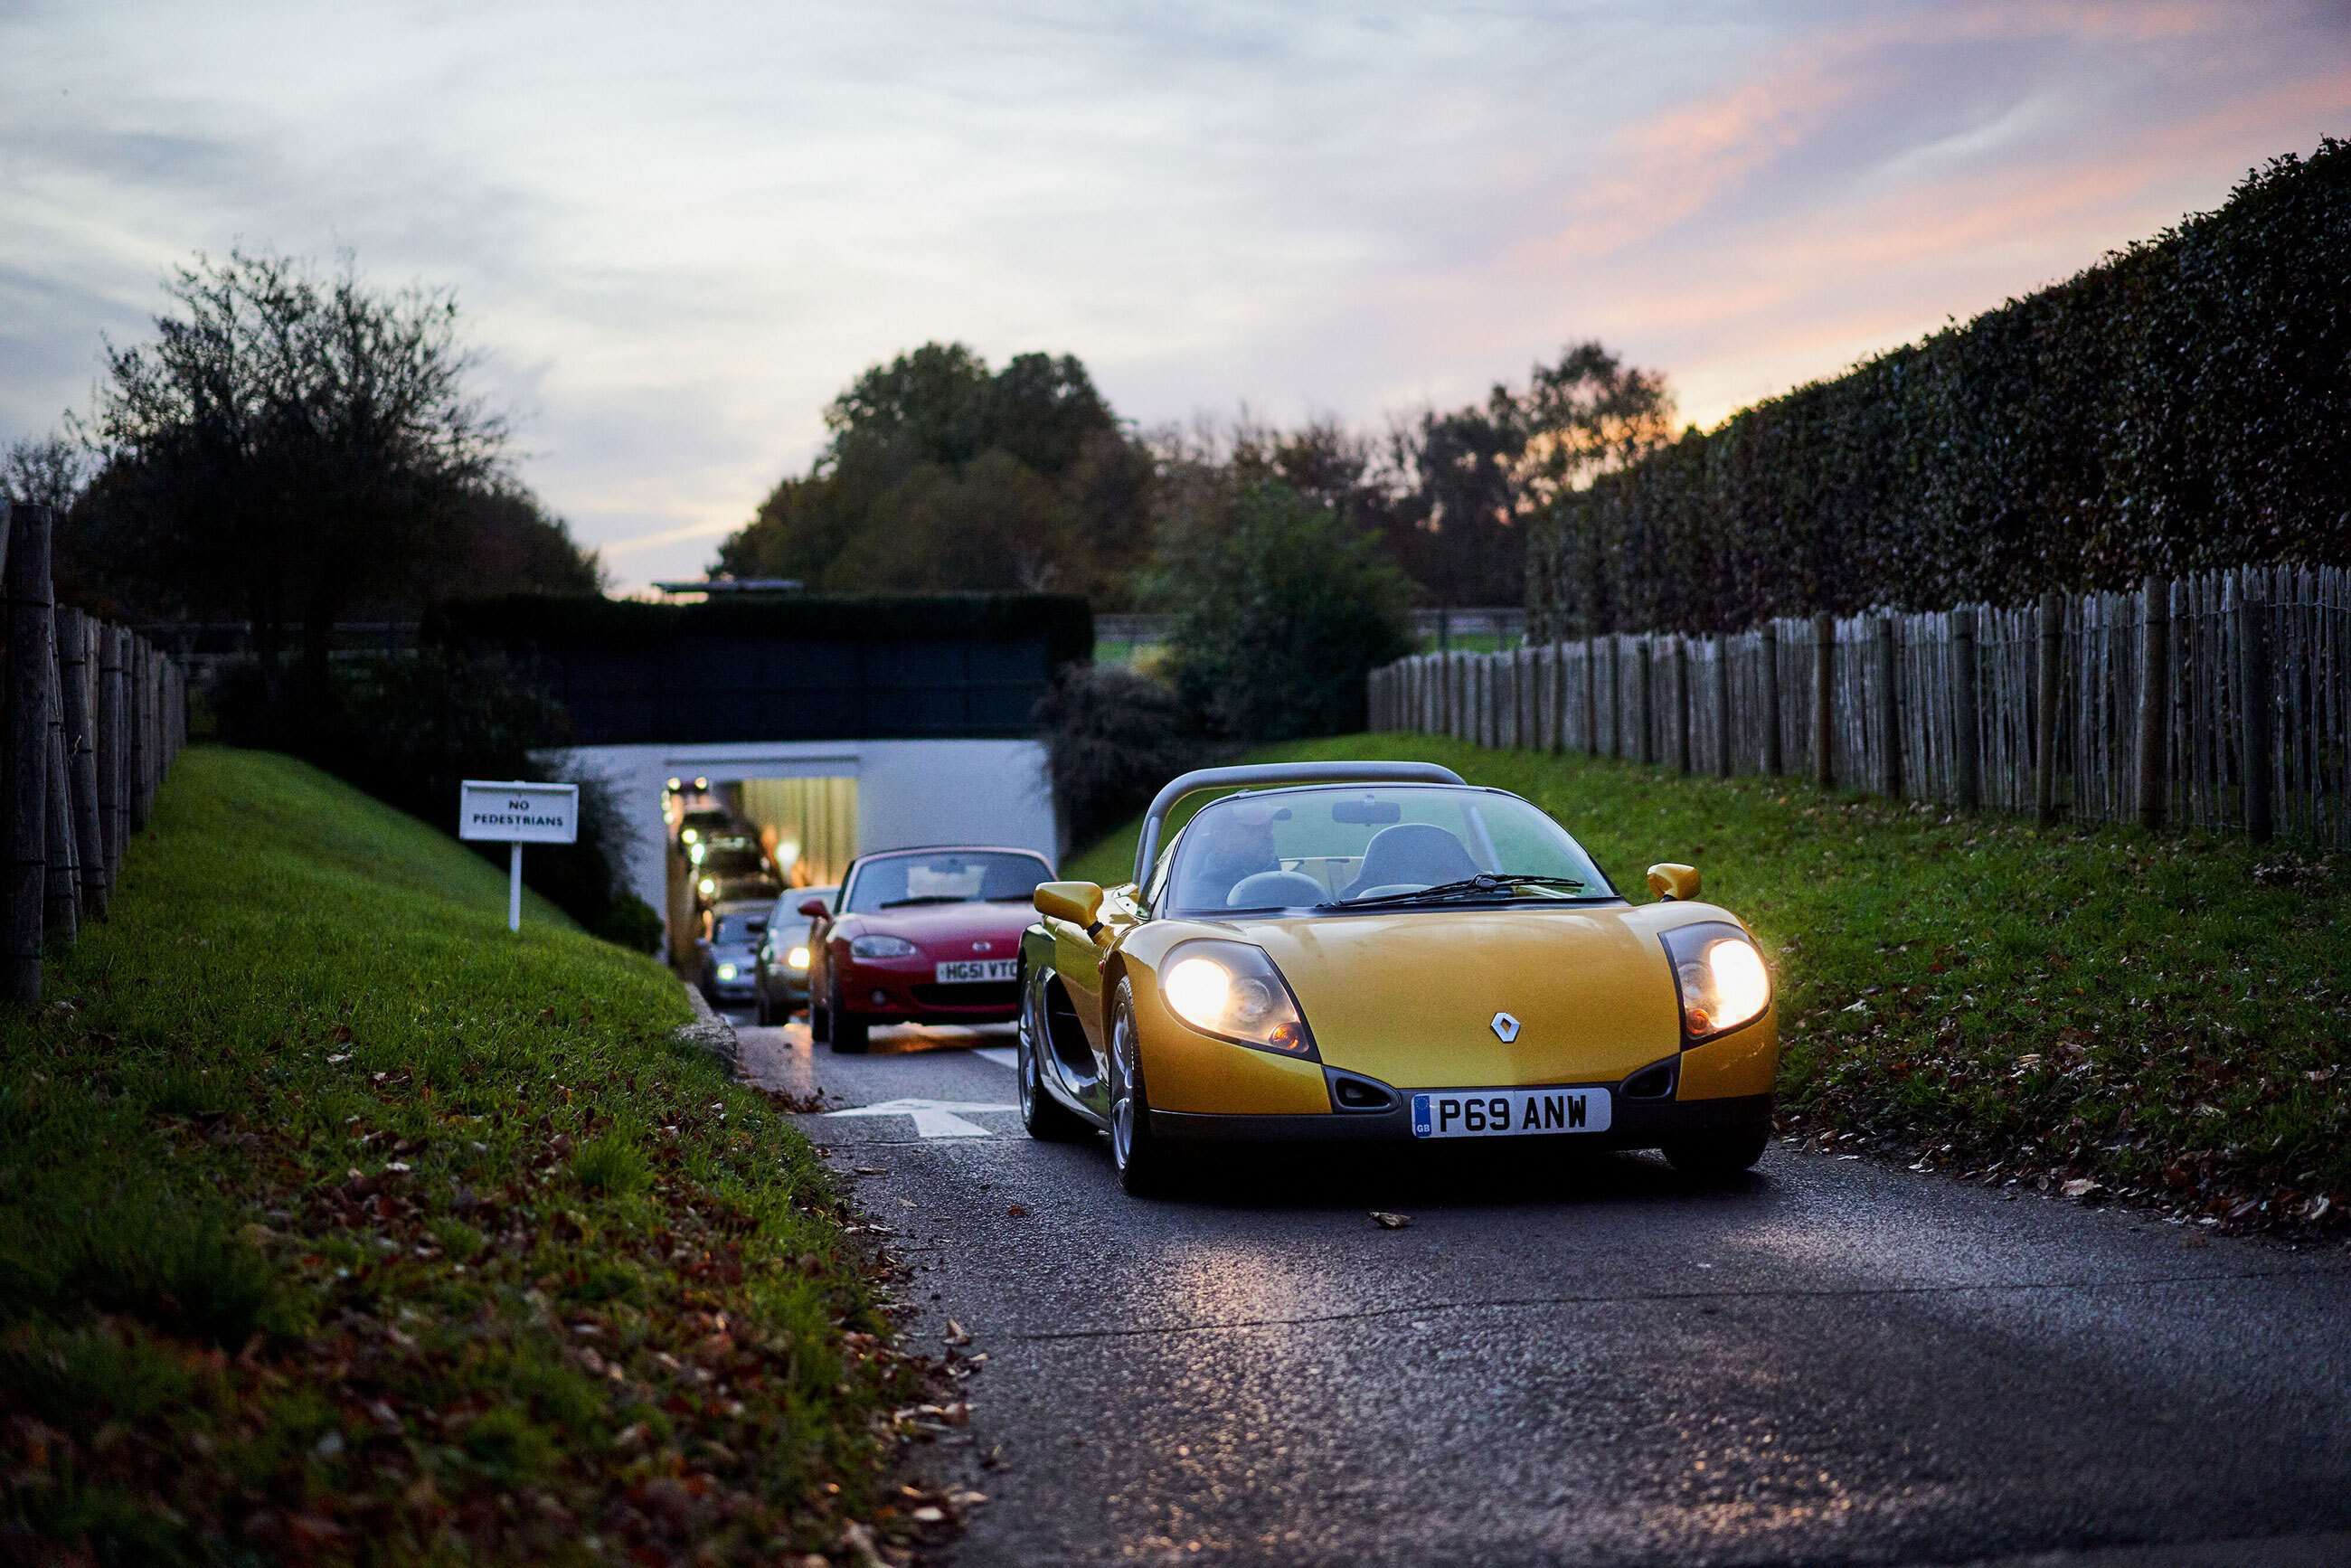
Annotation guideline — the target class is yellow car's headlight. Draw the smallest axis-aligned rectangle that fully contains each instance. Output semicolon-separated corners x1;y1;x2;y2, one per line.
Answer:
1662;923;1771;1041
1160;940;1315;1057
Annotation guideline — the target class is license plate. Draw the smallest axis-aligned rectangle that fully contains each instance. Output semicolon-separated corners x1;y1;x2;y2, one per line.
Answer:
1411;1087;1612;1139
933;959;1017;984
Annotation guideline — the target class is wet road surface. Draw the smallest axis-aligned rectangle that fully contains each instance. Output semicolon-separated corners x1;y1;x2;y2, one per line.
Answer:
732;1015;2351;1567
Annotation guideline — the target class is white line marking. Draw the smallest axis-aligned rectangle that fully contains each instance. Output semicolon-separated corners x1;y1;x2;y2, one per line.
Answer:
822;1097;1019;1138
972;1046;1019;1071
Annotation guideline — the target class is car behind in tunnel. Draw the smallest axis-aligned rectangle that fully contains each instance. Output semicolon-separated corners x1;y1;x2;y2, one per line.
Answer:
752;883;836;1025
808;847;1054;1052
695;900;771;1006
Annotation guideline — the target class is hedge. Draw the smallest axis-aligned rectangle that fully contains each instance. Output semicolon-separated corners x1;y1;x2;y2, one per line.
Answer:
428;590;1095;672
1529;139;2351;636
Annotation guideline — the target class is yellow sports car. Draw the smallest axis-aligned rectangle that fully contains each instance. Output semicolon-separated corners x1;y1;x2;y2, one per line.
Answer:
1016;762;1778;1195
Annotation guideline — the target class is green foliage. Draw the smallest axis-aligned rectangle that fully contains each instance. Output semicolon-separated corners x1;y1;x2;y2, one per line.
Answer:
1146;479;1414;741
0;749;914;1560
718;342;1155;601
1067;733;2350;1232
1034;663;1223;850
1530;140;2351;635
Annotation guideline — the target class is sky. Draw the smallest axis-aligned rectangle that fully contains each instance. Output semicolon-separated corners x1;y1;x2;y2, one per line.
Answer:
4;1;2347;593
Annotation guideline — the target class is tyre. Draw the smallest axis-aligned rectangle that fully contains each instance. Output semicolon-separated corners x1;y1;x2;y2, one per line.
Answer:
1662;1125;1770;1181
828;974;870;1054
1016;968;1087;1141
809;974;831;1044
752;992;773;1027
1108;979;1179;1195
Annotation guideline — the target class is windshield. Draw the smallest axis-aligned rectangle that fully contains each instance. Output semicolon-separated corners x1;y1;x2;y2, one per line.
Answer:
1161;786;1612;915
712;913;764;944
844;851;1048;914
774;888;836;930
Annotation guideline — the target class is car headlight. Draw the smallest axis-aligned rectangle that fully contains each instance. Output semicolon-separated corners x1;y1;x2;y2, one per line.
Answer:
681;827;699;845
716;962;739;981
1661;923;1771;1042
697;876;715;896
687;843;705;864
787;945;810;970
850;934;918;960
1159;940;1315;1057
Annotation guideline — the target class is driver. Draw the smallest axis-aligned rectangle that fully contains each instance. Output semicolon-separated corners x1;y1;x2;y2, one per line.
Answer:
1177;808;1279;909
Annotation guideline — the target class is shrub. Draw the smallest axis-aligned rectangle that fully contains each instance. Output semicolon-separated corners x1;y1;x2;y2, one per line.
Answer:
1035;664;1222;851
1145;479;1414;741
1528;139;2351;634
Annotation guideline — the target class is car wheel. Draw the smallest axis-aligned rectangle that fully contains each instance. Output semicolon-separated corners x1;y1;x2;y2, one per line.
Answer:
1016;967;1086;1142
829;974;869;1054
809;973;830;1043
1662;1125;1770;1181
753;991;772;1027
1108;980;1178;1195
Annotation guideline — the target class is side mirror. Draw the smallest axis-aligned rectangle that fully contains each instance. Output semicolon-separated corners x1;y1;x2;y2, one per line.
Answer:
1647;863;1701;902
798;898;828;919
1034;880;1104;928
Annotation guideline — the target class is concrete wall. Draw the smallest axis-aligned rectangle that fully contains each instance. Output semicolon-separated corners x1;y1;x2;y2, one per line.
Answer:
553;738;1060;919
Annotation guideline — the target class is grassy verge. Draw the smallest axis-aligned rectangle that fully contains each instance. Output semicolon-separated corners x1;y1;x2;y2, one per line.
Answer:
1;749;927;1563
1068;734;2349;1238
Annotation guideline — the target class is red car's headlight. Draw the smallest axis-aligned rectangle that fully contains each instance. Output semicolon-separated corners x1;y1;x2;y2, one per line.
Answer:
1661;922;1771;1043
849;935;918;960
1159;940;1316;1058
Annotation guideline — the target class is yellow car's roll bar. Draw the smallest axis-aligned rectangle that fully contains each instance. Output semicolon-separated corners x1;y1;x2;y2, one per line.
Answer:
1131;761;1468;887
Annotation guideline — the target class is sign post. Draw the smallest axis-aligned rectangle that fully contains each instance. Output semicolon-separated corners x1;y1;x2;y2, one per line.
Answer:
458;780;581;931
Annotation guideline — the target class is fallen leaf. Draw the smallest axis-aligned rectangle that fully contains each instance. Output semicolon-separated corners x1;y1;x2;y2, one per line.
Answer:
1370;1211;1412;1230
2062;1177;2101;1202
942;1320;971;1346
1006;1203;1029;1218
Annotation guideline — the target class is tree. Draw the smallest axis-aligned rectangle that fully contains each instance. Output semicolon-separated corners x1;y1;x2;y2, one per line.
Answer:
1144;476;1414;741
84;250;509;694
1383;342;1675;614
1;432;91;513
717;342;1154;601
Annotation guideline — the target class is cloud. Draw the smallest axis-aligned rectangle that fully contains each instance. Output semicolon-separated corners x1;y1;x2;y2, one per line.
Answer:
0;0;2344;588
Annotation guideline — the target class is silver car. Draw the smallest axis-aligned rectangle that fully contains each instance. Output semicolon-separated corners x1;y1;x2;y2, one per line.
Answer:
695;901;772;1007
751;885;836;1025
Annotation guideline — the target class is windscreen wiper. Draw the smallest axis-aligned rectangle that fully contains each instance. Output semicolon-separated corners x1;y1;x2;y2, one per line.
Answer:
878;894;968;908
1317;873;1587;911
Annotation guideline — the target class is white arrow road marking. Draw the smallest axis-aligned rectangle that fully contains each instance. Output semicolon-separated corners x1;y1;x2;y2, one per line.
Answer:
822;1097;1019;1138
971;1046;1018;1071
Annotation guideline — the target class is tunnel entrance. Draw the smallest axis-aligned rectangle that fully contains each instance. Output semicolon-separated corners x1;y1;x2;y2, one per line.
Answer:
659;772;861;968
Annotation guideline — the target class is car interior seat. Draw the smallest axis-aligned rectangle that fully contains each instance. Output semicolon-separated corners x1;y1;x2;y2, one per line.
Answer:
1339;823;1481;900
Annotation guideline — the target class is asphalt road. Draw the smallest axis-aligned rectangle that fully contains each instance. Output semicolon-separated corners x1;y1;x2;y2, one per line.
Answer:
732;1014;2351;1567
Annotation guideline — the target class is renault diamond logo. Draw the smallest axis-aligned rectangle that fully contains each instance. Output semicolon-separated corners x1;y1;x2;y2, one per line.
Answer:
1490;1011;1521;1043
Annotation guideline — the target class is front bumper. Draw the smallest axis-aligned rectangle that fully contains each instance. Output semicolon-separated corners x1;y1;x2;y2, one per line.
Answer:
1148;1059;1771;1149
836;959;1019;1023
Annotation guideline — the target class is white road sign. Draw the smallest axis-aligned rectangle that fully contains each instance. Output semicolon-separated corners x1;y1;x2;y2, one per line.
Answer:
460;779;581;930
459;780;581;845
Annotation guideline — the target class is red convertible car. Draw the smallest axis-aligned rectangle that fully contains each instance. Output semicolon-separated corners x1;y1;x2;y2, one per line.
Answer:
807;845;1055;1053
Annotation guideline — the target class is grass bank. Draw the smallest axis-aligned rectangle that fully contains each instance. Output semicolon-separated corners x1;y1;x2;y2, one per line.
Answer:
1;749;923;1563
1067;734;2349;1238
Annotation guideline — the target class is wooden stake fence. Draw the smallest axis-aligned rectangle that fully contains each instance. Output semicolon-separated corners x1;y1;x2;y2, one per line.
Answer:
1365;564;2351;849
1;502;189;1006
